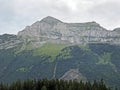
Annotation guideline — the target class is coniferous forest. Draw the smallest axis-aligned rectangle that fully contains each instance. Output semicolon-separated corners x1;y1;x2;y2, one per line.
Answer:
0;79;113;90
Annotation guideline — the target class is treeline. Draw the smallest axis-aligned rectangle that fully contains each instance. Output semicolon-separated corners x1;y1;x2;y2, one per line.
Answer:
0;79;113;90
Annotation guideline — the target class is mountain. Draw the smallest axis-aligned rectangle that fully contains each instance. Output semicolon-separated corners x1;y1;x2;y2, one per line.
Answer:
18;16;120;47
0;16;120;88
1;16;120;50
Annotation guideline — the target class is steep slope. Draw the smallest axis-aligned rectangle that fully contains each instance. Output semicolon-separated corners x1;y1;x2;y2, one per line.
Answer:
0;43;120;88
18;16;120;46
1;16;120;50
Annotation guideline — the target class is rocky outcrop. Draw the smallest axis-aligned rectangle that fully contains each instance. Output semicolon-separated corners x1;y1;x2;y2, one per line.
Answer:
18;16;120;46
0;34;21;49
60;69;87;82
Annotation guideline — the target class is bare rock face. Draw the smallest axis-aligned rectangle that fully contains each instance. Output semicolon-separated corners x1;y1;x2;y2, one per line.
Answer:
18;16;64;41
60;69;87;82
18;16;120;47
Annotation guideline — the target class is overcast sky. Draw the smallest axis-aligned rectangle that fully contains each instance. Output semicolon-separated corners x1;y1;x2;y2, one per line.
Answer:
0;0;120;35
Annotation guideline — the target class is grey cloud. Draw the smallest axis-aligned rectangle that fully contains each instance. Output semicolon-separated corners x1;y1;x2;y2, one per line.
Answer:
89;2;120;20
0;0;15;22
87;1;120;29
0;0;120;34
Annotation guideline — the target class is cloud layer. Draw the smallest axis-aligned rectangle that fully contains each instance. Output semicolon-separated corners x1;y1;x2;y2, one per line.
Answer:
0;0;120;34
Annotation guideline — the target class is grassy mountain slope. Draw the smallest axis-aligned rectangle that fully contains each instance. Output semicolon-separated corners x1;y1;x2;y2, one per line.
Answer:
0;43;120;88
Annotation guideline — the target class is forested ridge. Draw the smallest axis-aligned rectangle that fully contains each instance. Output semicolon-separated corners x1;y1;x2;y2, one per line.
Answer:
0;79;114;90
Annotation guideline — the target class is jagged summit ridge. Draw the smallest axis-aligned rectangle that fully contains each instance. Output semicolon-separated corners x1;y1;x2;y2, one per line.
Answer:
17;16;120;46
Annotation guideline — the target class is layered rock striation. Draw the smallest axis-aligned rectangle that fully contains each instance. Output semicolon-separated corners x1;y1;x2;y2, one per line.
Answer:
18;16;120;45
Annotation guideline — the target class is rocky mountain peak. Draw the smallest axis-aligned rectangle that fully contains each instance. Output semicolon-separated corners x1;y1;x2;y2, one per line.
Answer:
40;16;62;24
17;16;120;46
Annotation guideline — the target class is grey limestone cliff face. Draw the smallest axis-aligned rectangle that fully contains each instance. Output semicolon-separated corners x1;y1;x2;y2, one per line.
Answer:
18;16;120;45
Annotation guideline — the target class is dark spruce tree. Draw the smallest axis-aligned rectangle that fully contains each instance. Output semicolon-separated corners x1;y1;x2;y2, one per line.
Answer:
0;79;115;90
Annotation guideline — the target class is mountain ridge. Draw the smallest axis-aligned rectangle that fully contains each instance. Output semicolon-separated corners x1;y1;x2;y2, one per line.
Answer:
17;16;120;48
0;16;120;50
